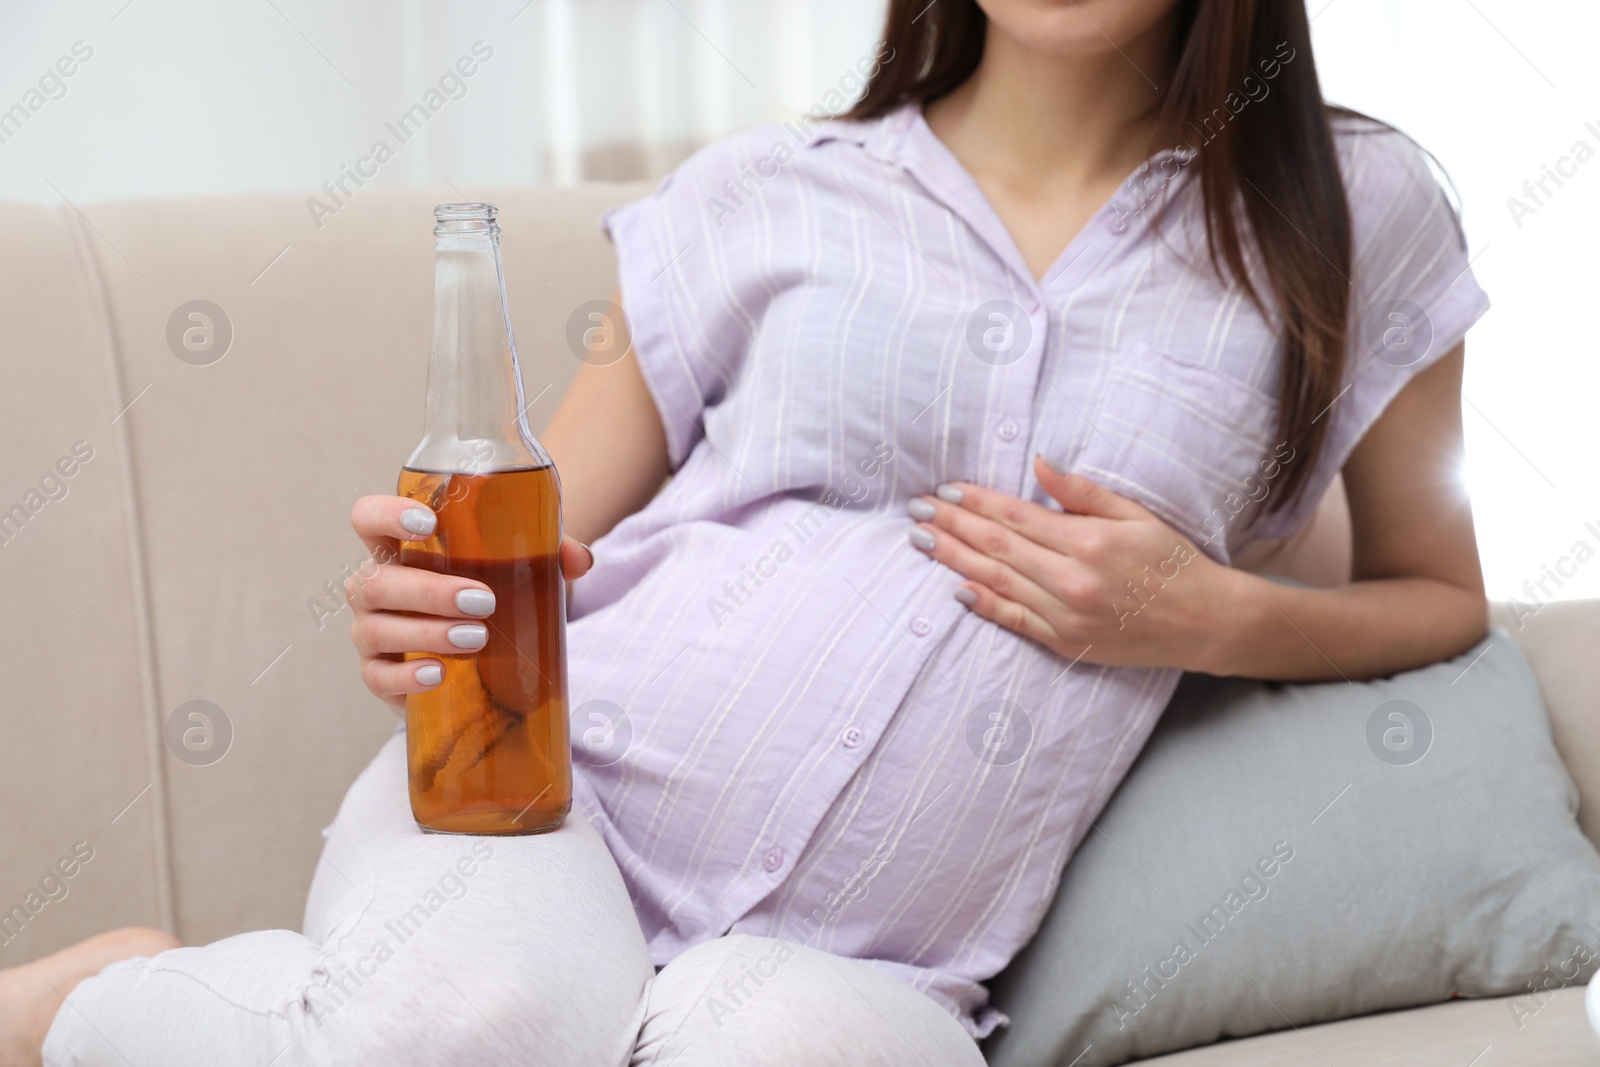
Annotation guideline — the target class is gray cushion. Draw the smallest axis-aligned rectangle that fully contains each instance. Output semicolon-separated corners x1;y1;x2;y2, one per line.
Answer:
984;629;1600;1067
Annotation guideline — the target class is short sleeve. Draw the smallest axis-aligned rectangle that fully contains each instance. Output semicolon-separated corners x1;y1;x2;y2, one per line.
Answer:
1251;124;1491;541
600;131;773;471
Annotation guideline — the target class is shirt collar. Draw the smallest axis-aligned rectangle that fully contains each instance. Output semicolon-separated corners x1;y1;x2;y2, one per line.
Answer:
830;103;1197;290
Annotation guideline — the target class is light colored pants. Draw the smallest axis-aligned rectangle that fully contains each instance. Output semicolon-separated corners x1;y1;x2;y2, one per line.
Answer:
44;731;984;1067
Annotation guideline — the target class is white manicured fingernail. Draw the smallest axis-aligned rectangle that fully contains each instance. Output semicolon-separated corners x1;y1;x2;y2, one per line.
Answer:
455;589;495;617
447;624;487;649
909;528;936;551
935;484;963;504
415;663;443;687
954;587;977;606
906;498;936;521
401;508;436;536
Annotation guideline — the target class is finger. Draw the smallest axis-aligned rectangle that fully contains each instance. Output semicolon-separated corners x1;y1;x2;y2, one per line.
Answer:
913;492;1072;577
951;580;1077;656
351;495;438;558
351;613;490;657
909;520;1060;620
922;481;1080;555
345;563;495;619
561;537;595;581
361;656;446;700
1033;458;1152;520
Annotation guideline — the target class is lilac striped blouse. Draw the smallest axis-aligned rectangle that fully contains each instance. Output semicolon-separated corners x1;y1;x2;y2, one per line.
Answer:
568;103;1488;1036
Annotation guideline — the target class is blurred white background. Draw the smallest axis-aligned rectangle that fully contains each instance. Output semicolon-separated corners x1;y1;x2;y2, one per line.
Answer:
0;0;1593;603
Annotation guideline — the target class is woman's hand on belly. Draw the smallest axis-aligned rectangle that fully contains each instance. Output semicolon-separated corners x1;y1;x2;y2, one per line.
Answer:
907;455;1245;674
908;349;1488;683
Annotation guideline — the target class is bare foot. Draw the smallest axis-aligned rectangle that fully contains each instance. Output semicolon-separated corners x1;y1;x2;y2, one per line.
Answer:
0;927;180;1067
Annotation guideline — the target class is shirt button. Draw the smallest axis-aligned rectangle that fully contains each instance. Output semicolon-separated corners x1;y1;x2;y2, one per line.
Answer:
1105;211;1130;235
910;617;932;637
1023;296;1041;315
997;418;1021;442
840;726;864;748
762;847;786;872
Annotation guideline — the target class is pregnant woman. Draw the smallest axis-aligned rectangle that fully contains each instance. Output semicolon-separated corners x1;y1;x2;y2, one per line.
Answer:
9;0;1489;1063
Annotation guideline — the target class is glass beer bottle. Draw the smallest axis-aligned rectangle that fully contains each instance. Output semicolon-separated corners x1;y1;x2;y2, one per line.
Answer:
396;202;570;835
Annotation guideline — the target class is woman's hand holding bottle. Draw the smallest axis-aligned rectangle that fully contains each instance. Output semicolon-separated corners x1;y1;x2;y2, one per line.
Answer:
346;494;593;712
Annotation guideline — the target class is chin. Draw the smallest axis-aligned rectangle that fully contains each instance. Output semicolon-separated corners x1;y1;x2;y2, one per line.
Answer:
977;0;1181;56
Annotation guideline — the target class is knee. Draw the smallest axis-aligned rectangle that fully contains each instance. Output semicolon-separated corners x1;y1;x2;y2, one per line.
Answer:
639;937;984;1067
643;936;827;1062
94;926;182;958
305;888;650;1066
672;934;795;1024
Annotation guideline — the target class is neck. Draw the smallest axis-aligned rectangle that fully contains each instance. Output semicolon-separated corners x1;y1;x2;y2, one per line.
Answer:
926;16;1178;187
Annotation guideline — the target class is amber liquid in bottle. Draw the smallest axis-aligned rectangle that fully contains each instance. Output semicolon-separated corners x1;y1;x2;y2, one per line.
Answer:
398;465;570;834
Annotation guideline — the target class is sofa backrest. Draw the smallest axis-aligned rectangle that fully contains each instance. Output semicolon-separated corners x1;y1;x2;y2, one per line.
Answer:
0;184;647;958
3;184;1598;965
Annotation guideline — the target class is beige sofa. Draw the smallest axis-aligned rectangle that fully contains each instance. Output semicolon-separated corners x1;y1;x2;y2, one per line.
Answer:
3;184;1598;1065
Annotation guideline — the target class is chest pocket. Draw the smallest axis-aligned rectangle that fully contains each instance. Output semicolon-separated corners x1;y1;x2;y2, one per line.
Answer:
1069;341;1282;564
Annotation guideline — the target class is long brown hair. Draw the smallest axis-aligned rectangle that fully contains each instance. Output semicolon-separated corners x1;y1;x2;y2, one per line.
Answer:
848;0;1356;516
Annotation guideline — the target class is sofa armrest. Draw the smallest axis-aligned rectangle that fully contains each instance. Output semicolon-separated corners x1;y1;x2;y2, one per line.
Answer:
1492;599;1600;846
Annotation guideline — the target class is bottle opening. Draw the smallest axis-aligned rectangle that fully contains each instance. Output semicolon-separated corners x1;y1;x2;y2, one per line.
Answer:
434;202;498;235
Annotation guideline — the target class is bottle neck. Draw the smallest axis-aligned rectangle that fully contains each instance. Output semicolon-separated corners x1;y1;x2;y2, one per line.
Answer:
408;228;547;473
